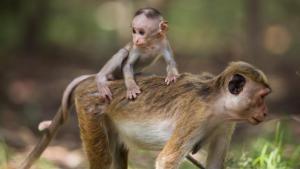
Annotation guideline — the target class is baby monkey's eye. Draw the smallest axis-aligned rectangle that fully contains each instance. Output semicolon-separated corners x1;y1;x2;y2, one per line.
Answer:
139;30;145;35
132;28;136;34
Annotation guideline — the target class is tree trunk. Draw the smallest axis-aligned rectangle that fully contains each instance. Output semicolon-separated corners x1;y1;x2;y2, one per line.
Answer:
245;0;263;60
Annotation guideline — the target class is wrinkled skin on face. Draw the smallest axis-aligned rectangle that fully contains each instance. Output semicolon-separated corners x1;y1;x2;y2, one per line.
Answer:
131;14;165;47
220;73;271;125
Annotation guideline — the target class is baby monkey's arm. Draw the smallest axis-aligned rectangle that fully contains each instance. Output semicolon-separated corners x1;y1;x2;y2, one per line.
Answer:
123;50;141;100
96;43;131;100
163;43;179;85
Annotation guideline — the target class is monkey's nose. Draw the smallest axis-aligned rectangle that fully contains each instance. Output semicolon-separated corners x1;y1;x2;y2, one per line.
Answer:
135;39;146;46
260;88;271;98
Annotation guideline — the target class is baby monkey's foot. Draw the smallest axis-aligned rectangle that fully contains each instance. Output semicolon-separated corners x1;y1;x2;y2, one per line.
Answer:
97;83;112;101
126;85;141;100
165;74;178;85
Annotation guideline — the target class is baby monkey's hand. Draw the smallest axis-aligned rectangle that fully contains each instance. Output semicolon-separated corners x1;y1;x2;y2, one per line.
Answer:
97;82;112;101
126;84;141;100
165;73;178;85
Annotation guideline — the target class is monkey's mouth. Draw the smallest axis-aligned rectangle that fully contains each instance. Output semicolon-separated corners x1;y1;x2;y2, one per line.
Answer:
135;43;148;48
250;117;262;124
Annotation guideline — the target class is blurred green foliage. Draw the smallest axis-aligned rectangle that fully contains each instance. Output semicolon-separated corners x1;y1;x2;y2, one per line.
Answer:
168;0;244;53
0;141;9;169
228;122;300;169
1;0;300;57
0;0;299;168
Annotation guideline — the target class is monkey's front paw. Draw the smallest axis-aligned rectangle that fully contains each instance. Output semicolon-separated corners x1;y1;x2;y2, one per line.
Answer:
165;75;178;85
126;85;141;100
97;84;113;101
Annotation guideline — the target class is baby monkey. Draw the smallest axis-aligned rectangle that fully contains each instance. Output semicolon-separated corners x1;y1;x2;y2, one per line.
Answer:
96;7;179;100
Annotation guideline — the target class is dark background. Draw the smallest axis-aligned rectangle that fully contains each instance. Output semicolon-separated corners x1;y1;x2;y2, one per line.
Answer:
0;0;299;168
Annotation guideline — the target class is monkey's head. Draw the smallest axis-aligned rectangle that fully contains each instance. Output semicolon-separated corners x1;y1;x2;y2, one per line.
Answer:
216;61;271;125
131;8;168;47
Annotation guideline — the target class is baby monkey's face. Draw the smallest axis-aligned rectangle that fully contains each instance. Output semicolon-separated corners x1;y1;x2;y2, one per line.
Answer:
131;14;167;47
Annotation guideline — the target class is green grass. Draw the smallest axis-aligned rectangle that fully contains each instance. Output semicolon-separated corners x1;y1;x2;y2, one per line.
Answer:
0;140;57;169
0;140;9;169
227;122;300;169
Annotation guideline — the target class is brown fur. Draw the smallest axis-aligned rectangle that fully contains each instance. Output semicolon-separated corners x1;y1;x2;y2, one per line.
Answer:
77;73;212;120
75;73;214;168
77;62;269;120
214;62;270;89
20;61;271;169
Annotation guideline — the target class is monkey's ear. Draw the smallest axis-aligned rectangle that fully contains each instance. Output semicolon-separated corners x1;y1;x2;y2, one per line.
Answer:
228;74;246;95
159;20;169;32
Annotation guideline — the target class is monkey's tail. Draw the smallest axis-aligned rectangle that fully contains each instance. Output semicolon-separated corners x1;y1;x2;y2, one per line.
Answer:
19;74;95;169
37;74;95;131
19;107;64;169
61;74;95;122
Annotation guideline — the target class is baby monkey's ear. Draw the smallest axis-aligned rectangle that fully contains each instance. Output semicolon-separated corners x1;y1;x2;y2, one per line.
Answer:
159;20;169;32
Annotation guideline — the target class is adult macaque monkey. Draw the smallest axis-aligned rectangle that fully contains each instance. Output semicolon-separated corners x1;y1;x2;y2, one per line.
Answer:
96;7;179;100
20;61;271;169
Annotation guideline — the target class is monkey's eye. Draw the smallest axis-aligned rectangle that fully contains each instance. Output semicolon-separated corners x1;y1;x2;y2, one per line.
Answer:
132;28;136;34
139;30;145;35
228;74;246;95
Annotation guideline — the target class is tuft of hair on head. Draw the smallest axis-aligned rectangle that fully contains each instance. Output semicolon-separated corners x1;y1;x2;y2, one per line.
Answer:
134;7;162;19
213;61;271;91
224;61;270;88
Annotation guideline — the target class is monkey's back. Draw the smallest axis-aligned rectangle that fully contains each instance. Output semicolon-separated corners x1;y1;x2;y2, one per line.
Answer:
74;73;214;150
75;73;214;119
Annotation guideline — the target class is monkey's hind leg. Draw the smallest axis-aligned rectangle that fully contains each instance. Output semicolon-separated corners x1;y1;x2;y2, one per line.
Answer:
76;98;128;169
105;117;128;169
77;102;112;169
